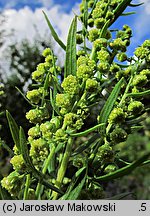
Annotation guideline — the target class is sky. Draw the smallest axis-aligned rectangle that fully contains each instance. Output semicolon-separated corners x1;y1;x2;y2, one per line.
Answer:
0;0;150;60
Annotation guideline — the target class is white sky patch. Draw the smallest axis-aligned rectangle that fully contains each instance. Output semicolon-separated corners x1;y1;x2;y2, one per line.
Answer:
0;3;80;77
39;0;54;8
3;5;78;44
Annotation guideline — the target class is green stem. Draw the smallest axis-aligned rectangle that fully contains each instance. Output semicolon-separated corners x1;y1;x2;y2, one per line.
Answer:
69;123;105;137
35;144;56;199
23;174;30;200
52;137;73;200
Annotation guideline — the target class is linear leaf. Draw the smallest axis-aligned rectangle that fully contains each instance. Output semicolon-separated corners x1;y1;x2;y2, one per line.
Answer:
110;0;132;25
69;123;105;137
59;167;86;200
127;89;150;98
129;2;144;7
64;16;77;77
98;77;124;128
96;152;150;182
19;127;35;169
6;111;20;151
88;0;98;18
15;87;36;107
121;12;136;16
100;19;110;38
67;173;86;200
43;11;66;51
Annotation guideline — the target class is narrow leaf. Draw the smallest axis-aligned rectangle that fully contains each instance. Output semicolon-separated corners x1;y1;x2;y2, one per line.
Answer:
41;73;50;106
88;0;98;18
69;123;105;137
100;19;110;38
59;167;86;200
121;12;136;16
96;153;150;182
67;173;86;200
19;127;35;169
110;0;132;25
98;77;124;128
6;111;20;151
15;87;36;107
83;0;88;29
129;2;144;7
43;11;66;51
64;16;77;77
127;89;150;98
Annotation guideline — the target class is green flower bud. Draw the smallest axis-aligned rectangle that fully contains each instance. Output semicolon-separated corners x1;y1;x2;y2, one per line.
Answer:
110;128;127;144
88;18;94;27
134;46;149;59
30;138;48;166
56;94;72;108
40;121;53;140
10;155;26;171
85;78;98;92
117;52;127;62
92;7;103;19
50;116;62;130
26;107;49;123
1;171;22;196
132;86;139;94
88;29;100;42
110;63;121;74
98;144;114;163
110;38;126;51
108;108;125;124
94;18;106;29
88;0;94;8
132;74;147;87
142;40;150;48
128;101;144;114
45;55;53;64
106;11;114;20
98;62;110;73
79;3;84;13
26;89;42;104
76;34;83;44
64;113;84;130
97;48;110;62
32;70;45;82
28;125;40;138
140;69;150;79
77;56;88;67
77;64;94;79
104;164;117;174
54;129;67;142
42;48;51;57
61;75;79;96
94;38;108;51
63;177;71;185
13;145;20;155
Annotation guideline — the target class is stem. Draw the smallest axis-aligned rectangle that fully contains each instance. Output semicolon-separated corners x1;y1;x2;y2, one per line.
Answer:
35;144;56;199
52;137;73;200
69;123;105;137
23;174;30;200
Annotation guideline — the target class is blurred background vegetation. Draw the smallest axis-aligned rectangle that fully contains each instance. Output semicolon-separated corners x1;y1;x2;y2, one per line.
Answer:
0;12;150;200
